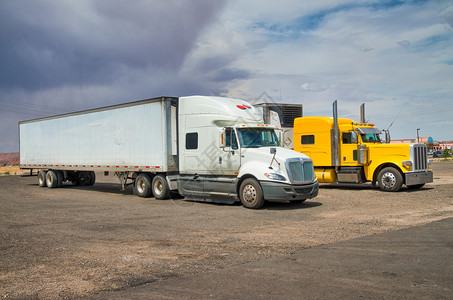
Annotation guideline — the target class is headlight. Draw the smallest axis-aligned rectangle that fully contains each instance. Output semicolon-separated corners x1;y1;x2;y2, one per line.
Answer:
402;160;412;167
264;173;286;181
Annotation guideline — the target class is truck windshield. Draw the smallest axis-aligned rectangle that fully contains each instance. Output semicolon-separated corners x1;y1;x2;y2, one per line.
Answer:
357;127;382;143
237;128;280;148
360;133;382;143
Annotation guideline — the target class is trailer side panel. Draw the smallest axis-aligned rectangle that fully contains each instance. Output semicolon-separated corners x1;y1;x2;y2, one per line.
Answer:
20;101;171;171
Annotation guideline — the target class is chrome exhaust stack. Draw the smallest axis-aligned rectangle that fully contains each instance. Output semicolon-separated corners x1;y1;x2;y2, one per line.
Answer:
360;103;366;124
332;100;340;169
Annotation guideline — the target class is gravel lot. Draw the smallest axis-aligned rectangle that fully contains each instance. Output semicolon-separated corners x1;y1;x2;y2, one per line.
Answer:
1;162;452;299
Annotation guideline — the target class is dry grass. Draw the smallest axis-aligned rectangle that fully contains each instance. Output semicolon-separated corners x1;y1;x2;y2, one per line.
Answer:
0;166;30;176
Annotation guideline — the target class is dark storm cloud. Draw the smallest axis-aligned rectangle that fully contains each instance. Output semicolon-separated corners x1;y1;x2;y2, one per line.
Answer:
0;0;227;91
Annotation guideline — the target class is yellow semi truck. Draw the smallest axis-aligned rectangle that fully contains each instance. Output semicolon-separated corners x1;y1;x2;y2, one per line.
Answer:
293;101;433;192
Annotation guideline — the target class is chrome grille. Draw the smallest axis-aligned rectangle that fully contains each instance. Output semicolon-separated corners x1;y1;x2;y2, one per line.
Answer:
304;161;314;181
412;144;428;171
286;159;314;183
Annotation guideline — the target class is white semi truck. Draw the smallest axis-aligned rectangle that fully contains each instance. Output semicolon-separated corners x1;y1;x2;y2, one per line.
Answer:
19;96;318;209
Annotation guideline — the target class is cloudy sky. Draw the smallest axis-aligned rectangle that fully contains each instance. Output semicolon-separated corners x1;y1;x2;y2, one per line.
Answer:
1;0;452;152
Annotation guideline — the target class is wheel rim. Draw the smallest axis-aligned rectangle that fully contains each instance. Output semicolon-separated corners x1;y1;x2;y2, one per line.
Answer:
39;173;45;185
46;172;53;186
381;172;396;189
137;177;146;194
242;184;257;203
153;179;163;196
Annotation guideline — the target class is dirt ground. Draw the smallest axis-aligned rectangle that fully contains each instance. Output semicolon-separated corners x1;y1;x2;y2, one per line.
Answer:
1;162;452;299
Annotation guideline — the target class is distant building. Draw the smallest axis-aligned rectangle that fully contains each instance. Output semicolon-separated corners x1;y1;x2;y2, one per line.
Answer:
390;137;452;150
390;137;434;144
432;141;453;151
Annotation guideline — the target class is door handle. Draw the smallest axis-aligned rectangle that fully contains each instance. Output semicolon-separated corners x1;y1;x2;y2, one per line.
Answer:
219;156;222;164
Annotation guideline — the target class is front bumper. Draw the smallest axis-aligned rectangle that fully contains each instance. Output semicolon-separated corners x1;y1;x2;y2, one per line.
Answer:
405;170;433;186
260;180;319;202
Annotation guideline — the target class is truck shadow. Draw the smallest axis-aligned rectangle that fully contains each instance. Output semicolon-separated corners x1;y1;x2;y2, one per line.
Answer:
320;183;374;190
264;201;323;211
59;182;134;195
320;183;434;192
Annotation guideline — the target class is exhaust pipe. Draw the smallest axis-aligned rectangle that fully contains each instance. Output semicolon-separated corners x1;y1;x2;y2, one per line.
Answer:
332;100;340;168
360;103;365;124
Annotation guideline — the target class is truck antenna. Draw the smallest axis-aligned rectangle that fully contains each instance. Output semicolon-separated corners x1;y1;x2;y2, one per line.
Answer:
387;103;405;130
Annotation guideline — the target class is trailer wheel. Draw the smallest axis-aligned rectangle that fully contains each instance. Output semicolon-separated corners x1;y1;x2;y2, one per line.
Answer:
78;172;90;186
377;167;403;192
46;170;58;188
83;171;96;186
55;170;64;187
239;178;264;209
38;170;47;187
88;171;96;185
135;173;153;197
152;175;170;200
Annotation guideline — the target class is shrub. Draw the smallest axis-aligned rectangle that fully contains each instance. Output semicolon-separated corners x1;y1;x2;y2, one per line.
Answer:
442;149;451;160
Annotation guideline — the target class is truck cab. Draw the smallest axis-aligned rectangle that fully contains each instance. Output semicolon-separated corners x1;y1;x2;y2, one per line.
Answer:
176;96;318;208
293;108;433;192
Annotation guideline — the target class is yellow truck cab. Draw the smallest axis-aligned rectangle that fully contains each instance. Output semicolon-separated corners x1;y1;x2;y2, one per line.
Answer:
293;102;433;192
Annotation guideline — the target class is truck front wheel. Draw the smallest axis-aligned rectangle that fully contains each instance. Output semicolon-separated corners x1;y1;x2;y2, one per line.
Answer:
239;178;264;209
377;167;403;192
152;175;170;200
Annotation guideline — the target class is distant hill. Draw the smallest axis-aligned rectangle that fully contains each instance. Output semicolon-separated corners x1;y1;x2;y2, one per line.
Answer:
0;152;19;166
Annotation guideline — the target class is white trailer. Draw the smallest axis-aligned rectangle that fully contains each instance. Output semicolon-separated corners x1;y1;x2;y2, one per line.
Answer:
20;96;318;209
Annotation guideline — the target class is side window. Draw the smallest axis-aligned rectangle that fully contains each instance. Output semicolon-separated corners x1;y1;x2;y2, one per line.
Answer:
343;132;358;144
301;135;315;145
186;132;198;150
226;129;238;150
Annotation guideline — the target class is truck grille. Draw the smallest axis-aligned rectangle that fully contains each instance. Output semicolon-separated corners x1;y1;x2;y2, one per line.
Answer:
286;159;314;183
412;144;428;171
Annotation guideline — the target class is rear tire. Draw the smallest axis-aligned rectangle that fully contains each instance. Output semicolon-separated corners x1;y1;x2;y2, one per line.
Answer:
152;175;170;200
46;170;58;188
135;173;153;197
88;171;96;185
239;178;265;209
38;170;47;187
55;170;64;187
78;172;90;186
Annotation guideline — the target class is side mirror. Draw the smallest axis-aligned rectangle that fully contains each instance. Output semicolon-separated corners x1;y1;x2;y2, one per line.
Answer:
382;130;390;144
270;147;277;155
219;128;226;148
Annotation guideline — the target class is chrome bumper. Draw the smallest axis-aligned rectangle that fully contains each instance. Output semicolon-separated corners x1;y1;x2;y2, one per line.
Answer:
405;170;433;186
